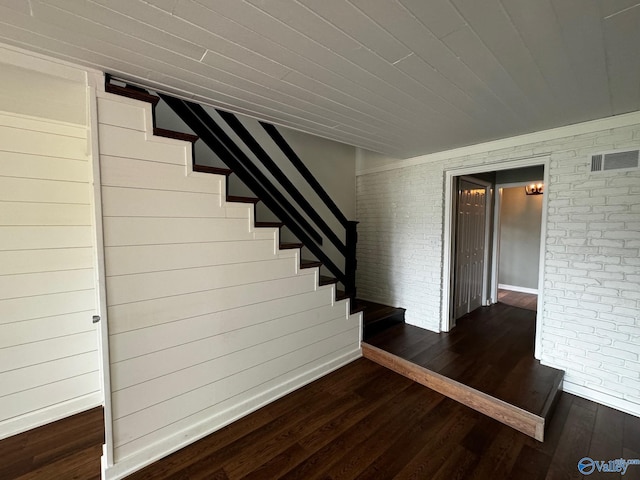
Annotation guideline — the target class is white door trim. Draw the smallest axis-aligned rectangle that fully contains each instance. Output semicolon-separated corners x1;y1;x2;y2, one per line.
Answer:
442;156;550;360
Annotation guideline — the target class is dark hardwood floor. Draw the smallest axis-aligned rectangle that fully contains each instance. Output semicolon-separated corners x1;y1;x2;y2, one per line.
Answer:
498;288;538;311
2;360;638;479
364;302;562;417
0;406;104;480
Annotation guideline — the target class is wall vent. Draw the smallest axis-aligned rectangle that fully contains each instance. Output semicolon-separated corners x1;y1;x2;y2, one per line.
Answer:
590;149;640;173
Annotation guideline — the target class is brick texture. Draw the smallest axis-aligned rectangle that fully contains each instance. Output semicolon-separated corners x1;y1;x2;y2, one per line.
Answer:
356;121;640;409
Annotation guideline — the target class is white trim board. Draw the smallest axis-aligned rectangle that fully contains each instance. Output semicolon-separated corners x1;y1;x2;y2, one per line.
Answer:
102;347;362;480
498;284;538;295
356;111;640;176
561;379;640;418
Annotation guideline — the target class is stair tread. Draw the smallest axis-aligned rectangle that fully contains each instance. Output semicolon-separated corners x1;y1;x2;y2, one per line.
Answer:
300;259;322;269
193;164;233;176
153;128;198;143
105;82;159;105
319;275;338;286
255;221;284;228
227;195;260;204
357;299;406;326
279;242;303;250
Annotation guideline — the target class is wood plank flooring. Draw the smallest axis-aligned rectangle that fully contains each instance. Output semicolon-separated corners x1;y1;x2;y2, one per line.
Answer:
2;361;639;479
498;288;538;311
364;302;563;419
0;407;104;480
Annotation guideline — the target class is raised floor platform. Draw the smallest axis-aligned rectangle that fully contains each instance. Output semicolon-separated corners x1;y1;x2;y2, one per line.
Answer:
362;302;564;441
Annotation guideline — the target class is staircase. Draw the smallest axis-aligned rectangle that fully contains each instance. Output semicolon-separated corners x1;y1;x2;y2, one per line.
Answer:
105;76;358;303
98;78;365;477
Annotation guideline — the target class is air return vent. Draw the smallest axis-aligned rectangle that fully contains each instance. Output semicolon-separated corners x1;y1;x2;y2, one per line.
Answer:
590;149;639;173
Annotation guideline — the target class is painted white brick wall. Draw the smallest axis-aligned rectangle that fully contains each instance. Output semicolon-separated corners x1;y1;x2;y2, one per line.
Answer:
356;117;640;414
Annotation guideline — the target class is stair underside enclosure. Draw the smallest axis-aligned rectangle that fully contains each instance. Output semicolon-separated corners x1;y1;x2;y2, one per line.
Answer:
98;83;362;479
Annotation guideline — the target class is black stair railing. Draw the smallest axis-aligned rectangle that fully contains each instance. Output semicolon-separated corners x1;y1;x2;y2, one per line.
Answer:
108;77;358;299
158;94;358;296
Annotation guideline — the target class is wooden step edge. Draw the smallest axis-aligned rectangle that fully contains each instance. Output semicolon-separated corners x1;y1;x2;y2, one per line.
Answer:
361;343;545;441
105;82;160;105
255;221;284;229
539;369;565;422
300;259;322;269
363;308;407;326
193;164;233;176
319;275;338;286
279;242;303;250
153;127;198;143
227;195;260;204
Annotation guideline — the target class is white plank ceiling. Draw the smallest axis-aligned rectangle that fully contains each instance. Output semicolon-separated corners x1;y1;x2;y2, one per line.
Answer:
0;0;639;158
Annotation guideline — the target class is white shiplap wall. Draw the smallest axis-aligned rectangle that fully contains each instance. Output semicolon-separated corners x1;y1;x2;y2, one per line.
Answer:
0;54;101;440
98;92;361;479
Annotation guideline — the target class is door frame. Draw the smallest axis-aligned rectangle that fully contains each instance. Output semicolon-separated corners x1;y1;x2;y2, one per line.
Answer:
442;156;550;360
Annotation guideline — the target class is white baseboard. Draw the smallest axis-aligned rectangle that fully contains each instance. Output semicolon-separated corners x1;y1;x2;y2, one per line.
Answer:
561;380;640;418
102;348;362;480
498;284;538;295
0;392;103;441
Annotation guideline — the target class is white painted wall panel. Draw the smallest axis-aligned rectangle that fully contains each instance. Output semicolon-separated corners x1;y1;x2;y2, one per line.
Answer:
0;269;95;300
98;90;361;477
0;311;94;348
101;187;222;218
97;95;147;132
0;331;97;373
0;226;94;250
0;54;100;440
103;217;252;246
0;124;88;159
0;352;98;396
106;258;299;305
0;176;91;204
107;274;318;334
0;202;92;226
0;151;89;182
0;372;100;420
104;240;275;276
109;289;333;361
100;156;222;195
111;303;345;391
99;124;189;165
0;290;97;326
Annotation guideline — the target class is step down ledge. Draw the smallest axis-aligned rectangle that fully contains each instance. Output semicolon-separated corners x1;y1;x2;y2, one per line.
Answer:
361;343;547;441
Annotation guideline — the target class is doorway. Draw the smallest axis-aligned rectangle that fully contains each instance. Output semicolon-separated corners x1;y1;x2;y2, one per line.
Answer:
442;157;550;359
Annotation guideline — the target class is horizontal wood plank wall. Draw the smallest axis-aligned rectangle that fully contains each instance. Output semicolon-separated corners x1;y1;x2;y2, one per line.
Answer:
0;72;101;440
97;93;362;479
